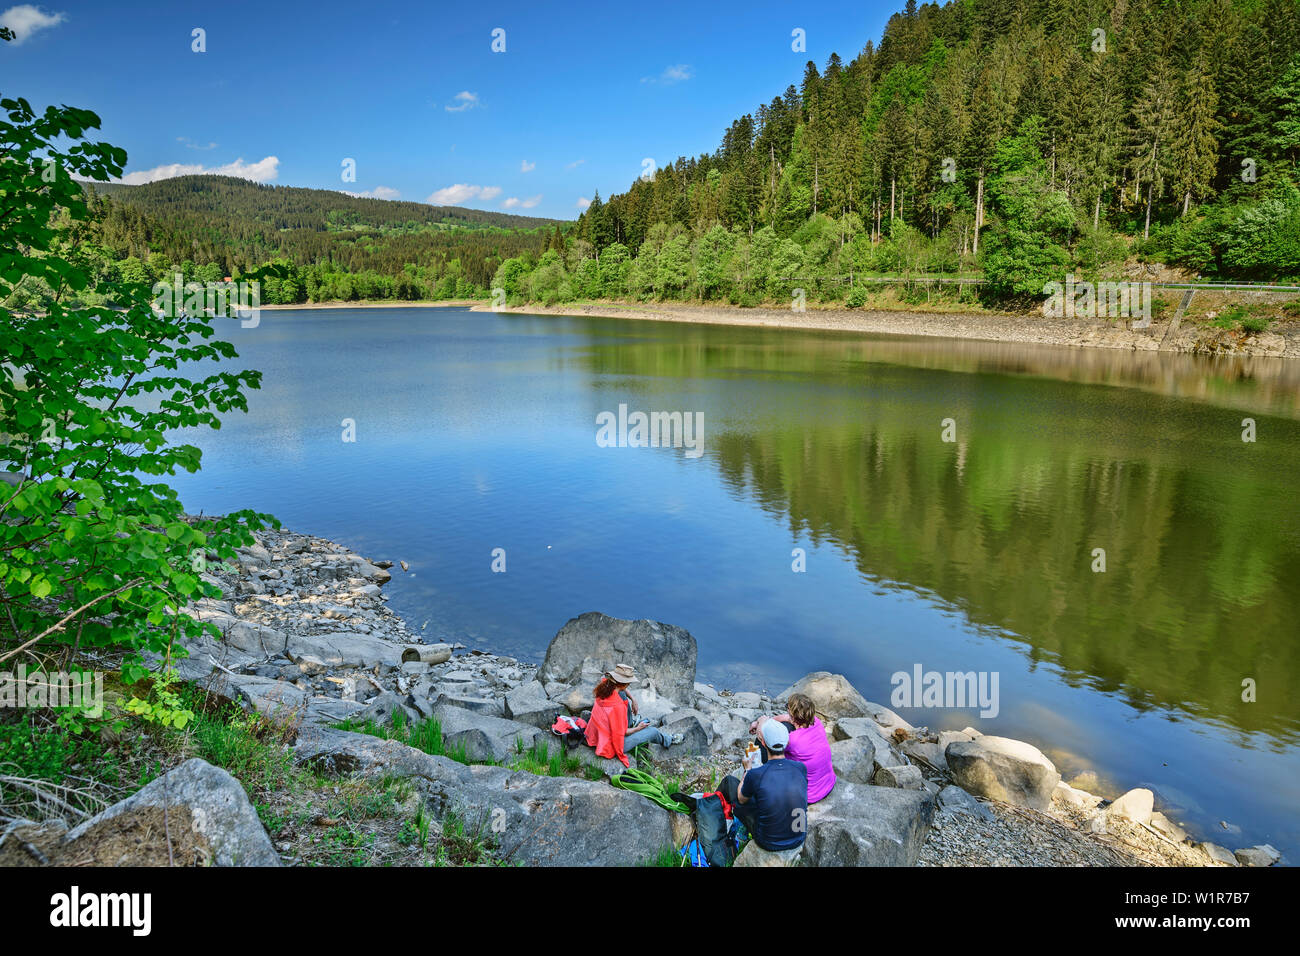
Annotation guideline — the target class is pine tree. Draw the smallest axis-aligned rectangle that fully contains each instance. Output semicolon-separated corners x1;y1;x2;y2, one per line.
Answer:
1129;59;1178;238
1170;53;1221;216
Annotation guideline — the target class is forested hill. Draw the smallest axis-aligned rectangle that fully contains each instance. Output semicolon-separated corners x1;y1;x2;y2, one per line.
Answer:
554;0;1300;302
91;176;555;234
73;176;559;302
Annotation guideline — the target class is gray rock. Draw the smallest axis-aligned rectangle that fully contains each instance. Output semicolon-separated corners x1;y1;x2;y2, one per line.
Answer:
199;612;289;657
775;672;872;721
831;716;886;741
560;685;591;715
1150;811;1188;843
798;781;935;867
1053;781;1103;810
936;784;995;822
303;696;368;725
208;673;308;718
945;736;1061;810
873;764;924;789
432;702;546;763
460;768;676;867
63;758;279;866
1106;788;1155;825
503;681;558;730
1234;844;1281;867
1199;842;1238;866
829;727;899;784
828;735;879;785
543;680;571;700
354;691;422;727
634;693;678;725
433;693;505;718
712;712;753;750
537;612;698;708
861;700;916;736
694;681;722;704
900;739;947;772
295;654;331;676
294;724;475;783
286;631;406;669
238;543;273;566
658;712;711;756
734;841;803;867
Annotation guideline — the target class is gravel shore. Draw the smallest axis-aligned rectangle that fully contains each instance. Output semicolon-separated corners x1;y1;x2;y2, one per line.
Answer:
471;300;1300;358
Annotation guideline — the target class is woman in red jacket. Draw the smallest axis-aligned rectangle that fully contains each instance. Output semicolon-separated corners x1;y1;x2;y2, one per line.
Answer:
584;664;682;767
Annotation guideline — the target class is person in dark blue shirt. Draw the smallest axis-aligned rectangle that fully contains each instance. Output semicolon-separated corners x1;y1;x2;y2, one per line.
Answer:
718;719;808;851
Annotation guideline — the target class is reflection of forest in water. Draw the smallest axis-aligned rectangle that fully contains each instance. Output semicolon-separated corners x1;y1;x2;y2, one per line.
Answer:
578;319;1300;743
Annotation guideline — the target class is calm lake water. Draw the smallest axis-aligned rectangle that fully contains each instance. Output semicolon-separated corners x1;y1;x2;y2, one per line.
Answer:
170;306;1300;861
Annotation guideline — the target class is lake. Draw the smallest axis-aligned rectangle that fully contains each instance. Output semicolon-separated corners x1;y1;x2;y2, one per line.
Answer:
169;305;1300;860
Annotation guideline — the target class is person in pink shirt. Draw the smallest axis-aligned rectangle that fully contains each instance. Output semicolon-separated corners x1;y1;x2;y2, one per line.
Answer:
748;692;837;803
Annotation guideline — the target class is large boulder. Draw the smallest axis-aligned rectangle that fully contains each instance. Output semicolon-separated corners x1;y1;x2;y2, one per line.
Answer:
193;609;288;657
503;681;559;730
457;766;677;867
286;631;406;669
295;723;476;783
204;671;308;719
649;711;711;757
798;781;935;866
432;702;547;762
537;612;698;707
776;672;871;721
433;693;505;718
829;726;900;784
945;736;1061;810
62;759;279;866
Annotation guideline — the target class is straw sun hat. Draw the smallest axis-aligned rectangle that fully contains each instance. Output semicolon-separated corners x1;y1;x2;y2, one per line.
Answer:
608;664;638;685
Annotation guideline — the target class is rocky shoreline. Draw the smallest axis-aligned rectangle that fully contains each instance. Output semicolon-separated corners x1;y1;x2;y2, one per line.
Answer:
21;523;1282;867
470;299;1300;359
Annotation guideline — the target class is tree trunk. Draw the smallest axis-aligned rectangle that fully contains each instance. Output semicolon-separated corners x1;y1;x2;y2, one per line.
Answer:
1144;182;1153;239
973;170;985;255
1093;193;1101;229
1182;190;1190;217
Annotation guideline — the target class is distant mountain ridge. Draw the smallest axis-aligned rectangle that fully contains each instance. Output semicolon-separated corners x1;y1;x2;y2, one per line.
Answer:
78;175;559;294
89;175;557;232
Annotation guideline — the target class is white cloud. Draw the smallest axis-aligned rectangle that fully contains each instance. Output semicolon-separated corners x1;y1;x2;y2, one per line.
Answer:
176;137;218;151
576;197;591;210
342;186;400;200
502;194;542;210
426;183;501;205
565;158;585;170
641;64;692;84
520;159;535;173
445;91;479;112
0;4;65;44
116;155;279;185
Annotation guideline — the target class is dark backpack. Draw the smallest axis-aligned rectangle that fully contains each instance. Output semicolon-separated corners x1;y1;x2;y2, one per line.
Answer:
691;793;736;868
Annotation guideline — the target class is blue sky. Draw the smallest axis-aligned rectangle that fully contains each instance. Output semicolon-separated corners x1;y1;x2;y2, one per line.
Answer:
2;0;898;220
